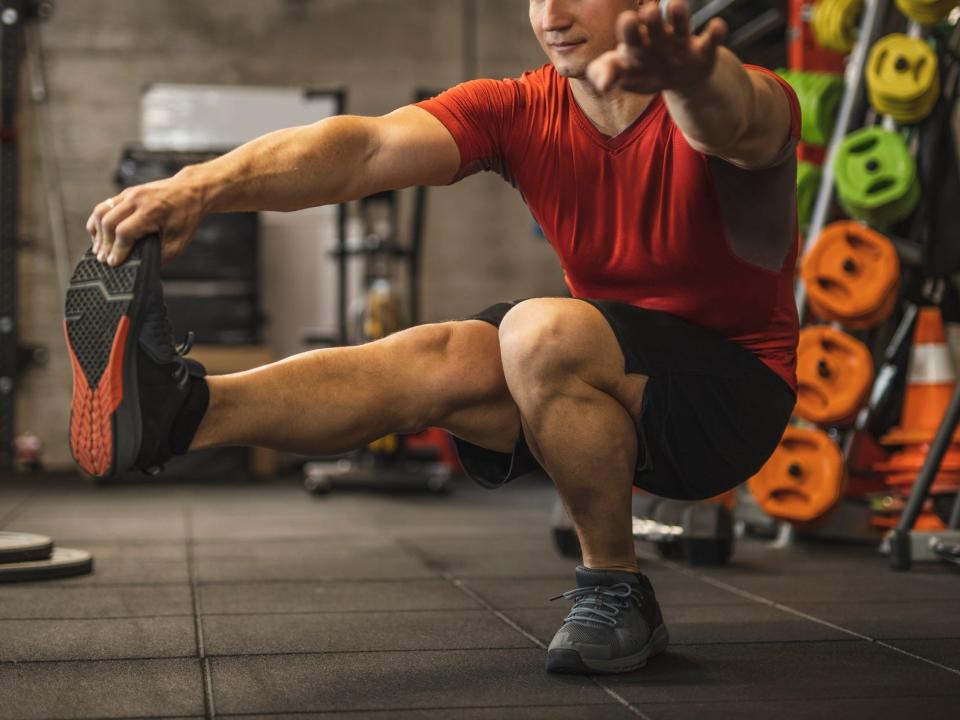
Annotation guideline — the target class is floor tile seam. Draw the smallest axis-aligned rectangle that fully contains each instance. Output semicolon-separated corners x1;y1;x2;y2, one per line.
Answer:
0;614;198;621
0;608;524;621
156;702;633;719
11;715;203;720
694;573;960;586
10;637;950;666
665;638;864;646
5;576;453;589
195;576;463;585
634;692;960;707
0;637;877;665
185;509;216;720
874;639;960;675
0;654;200;666
12;581;194;588
717;596;960;604
667;560;960;678
0;493;35;529
199;608;521;617
14;543;192;549
436;571;650;720
207;646;558;660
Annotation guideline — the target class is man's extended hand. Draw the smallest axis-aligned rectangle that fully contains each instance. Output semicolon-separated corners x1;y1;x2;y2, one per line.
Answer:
587;0;727;95
86;171;206;267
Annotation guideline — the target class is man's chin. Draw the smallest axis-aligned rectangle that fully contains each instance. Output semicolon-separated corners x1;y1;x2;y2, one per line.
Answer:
551;60;587;80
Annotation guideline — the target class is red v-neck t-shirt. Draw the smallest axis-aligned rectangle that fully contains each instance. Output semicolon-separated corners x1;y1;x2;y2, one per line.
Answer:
417;63;801;392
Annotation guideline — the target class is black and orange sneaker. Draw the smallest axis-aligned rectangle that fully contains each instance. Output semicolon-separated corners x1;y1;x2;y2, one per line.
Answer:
64;235;209;479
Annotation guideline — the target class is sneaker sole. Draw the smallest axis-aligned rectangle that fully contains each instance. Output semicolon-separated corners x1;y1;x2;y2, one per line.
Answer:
545;623;670;675
64;237;159;479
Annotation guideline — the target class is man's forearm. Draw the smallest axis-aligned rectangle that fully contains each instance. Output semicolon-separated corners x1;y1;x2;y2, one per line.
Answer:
662;47;754;156
176;115;376;215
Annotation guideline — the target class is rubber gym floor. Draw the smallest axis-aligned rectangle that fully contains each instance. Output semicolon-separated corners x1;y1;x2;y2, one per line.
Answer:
1;472;958;720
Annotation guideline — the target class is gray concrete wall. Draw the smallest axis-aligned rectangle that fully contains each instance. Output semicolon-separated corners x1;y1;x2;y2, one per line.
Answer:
17;0;567;469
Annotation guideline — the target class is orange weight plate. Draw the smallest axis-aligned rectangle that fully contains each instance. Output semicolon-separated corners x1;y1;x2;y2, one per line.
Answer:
875;444;960;473
795;326;874;425
871;511;946;530
883;472;960;493
807;287;898;330
803;221;900;328
748;426;846;523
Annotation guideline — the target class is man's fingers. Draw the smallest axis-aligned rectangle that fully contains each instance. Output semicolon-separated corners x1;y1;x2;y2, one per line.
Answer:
700;17;727;49
97;203;128;263
668;0;690;38
587;51;627;92
110;217;156;267
86;212;97;241
89;197;118;252
100;203;144;265
639;3;667;46
616;10;642;47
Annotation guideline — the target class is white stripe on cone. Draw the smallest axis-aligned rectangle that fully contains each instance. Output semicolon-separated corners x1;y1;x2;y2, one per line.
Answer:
907;343;956;384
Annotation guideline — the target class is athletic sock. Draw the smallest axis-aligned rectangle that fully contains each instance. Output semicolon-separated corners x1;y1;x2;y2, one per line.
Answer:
169;376;210;455
585;564;643;576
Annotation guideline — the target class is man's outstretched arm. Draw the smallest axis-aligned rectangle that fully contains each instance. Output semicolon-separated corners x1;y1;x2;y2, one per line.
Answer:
88;106;460;266
587;0;792;170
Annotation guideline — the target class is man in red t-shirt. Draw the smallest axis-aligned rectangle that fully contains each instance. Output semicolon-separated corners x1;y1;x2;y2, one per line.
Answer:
73;1;798;674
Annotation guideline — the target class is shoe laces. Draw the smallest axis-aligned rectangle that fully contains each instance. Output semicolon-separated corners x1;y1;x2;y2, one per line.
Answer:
549;583;641;628
142;294;196;390
171;331;196;390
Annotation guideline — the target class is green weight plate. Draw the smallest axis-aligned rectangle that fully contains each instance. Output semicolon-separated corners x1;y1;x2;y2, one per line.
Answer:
843;176;920;227
876;176;921;226
834;127;916;221
0;532;54;564
806;75;843;146
779;70;843;147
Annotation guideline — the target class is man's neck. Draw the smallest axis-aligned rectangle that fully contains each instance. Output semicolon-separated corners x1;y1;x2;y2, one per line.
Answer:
568;76;655;138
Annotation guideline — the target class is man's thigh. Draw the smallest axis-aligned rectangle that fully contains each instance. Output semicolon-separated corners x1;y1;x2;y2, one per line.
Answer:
399;319;519;452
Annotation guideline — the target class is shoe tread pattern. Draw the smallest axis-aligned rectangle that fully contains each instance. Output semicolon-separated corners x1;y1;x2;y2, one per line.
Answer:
65;251;141;386
64;246;145;477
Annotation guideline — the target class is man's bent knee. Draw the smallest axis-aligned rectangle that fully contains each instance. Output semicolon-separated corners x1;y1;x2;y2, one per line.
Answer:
500;300;580;376
498;299;645;416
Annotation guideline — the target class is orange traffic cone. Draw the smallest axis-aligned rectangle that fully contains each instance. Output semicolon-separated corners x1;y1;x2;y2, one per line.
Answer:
882;307;959;445
872;307;960;529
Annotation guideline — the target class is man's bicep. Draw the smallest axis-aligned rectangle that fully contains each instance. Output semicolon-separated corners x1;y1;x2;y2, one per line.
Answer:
364;106;462;190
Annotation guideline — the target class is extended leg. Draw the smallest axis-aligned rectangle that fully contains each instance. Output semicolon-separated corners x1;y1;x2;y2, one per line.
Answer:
191;320;522;457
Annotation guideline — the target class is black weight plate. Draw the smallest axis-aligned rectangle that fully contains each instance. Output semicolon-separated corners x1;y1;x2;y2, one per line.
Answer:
0;548;93;583
0;532;54;564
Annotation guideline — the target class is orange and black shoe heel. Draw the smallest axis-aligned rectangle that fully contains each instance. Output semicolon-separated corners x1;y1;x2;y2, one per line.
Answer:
64;237;158;479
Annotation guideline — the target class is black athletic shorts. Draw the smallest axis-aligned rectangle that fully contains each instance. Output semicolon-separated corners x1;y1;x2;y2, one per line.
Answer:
452;298;797;501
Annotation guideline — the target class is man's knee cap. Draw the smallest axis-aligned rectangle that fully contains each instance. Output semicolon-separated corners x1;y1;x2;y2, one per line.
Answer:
499;301;574;375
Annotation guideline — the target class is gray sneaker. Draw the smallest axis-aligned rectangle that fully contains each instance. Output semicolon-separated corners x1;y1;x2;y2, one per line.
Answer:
545;565;669;674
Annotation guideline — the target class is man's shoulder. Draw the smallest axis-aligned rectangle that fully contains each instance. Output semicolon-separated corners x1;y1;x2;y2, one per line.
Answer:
445;64;558;113
515;63;560;98
469;64;559;98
